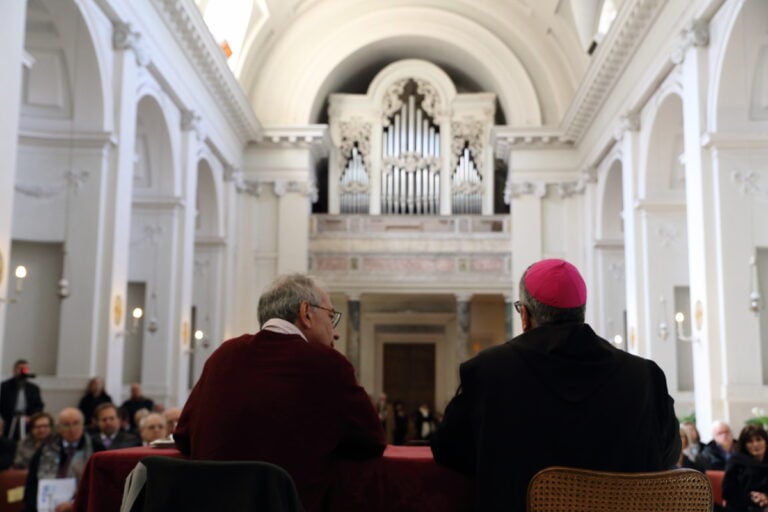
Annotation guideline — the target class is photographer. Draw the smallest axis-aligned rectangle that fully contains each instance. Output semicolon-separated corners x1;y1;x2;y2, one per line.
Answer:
0;359;44;441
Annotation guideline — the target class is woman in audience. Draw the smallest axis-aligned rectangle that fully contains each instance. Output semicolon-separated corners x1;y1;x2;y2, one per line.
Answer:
675;427;705;471
723;424;768;511
13;412;53;469
78;376;112;429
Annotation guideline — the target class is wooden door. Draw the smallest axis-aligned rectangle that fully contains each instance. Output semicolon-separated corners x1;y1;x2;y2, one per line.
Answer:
383;343;435;412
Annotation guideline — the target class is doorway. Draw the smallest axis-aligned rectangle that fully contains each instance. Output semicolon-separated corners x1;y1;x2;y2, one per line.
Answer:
383;343;435;411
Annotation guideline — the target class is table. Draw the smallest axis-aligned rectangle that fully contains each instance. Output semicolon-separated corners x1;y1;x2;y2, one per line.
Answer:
73;445;473;512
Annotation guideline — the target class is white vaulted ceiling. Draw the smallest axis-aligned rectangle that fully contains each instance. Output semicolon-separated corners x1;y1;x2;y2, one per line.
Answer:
196;0;599;128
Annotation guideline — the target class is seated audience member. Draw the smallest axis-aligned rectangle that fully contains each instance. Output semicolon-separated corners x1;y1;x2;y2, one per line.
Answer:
413;403;437;442
431;259;680;512
163;407;181;437
77;377;112;430
91;403;140;450
392;401;409;445
683;420;706;462
132;408;150;436
24;407;96;512
675;427;705;471
0;419;16;470
175;273;385;512
723;424;768;511
702;421;738;470
120;383;154;430
138;413;167;445
14;412;54;469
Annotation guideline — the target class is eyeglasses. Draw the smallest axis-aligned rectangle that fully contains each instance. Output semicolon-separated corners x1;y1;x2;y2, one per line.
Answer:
310;304;342;328
513;300;522;314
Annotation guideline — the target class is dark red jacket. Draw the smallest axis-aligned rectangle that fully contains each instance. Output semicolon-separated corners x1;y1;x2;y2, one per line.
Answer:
175;330;385;511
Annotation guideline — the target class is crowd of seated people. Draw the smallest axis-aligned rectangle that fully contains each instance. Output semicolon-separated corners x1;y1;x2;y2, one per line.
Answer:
373;395;442;445
0;363;176;512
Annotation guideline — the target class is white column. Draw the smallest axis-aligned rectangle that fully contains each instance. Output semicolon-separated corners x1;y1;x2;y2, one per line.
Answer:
0;0;27;370
679;28;722;431
455;294;471;363
169;113;201;406
97;23;145;400
509;177;546;337
617;119;644;356
275;181;311;274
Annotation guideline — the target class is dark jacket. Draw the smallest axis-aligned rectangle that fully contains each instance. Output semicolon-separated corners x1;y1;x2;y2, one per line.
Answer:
0;377;44;438
723;452;768;512
78;392;113;426
431;323;680;512
91;430;141;451
700;439;737;471
174;330;386;512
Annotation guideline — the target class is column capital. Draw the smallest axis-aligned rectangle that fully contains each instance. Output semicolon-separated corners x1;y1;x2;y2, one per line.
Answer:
670;18;710;65
112;21;150;67
504;181;547;203
612;112;640;142
180;109;205;142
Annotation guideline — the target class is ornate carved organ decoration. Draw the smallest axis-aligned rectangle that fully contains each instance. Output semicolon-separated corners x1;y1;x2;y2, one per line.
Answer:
338;119;371;213
328;59;495;216
381;79;441;215
451;120;485;214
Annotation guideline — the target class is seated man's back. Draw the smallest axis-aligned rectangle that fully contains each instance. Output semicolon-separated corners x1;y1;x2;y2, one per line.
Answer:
174;274;385;511
431;259;680;512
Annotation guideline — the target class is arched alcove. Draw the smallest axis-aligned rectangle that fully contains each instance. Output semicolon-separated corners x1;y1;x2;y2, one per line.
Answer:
641;93;685;202
134;95;177;197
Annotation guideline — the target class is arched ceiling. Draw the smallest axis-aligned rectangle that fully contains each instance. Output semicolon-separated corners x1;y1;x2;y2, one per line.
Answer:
198;0;594;127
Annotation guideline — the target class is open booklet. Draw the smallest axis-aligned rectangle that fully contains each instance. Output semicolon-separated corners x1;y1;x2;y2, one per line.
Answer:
37;477;76;511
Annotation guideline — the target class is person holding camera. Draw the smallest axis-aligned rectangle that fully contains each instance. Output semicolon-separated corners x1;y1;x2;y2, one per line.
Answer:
0;359;44;441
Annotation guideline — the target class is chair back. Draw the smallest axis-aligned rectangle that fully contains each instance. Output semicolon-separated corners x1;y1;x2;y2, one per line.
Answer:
122;456;304;512
0;468;27;512
527;466;712;512
705;470;725;507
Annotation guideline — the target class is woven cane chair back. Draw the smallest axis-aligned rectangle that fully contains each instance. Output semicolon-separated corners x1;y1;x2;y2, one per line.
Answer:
527;466;712;512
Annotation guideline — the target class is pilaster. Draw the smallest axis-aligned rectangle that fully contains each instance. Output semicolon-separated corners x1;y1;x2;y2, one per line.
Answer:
0;0;28;371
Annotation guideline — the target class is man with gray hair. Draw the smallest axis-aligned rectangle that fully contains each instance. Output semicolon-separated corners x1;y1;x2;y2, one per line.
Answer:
175;273;385;512
431;258;680;512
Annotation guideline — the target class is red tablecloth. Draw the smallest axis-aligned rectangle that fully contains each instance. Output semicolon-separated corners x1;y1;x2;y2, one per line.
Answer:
73;445;472;512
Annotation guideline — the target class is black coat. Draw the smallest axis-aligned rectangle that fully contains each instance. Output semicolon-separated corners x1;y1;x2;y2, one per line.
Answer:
78;392;113;425
700;440;736;471
431;323;680;512
0;377;44;438
91;430;142;451
723;452;768;512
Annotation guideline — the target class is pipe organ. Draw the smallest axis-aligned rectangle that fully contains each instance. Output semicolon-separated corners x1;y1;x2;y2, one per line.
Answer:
329;60;495;216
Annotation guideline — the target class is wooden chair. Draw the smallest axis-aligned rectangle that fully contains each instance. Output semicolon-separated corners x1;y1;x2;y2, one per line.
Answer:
527;466;712;512
0;468;28;512
705;470;725;507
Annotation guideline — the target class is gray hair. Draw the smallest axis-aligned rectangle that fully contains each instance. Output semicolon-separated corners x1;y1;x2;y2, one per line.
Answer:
519;267;586;327
258;274;323;325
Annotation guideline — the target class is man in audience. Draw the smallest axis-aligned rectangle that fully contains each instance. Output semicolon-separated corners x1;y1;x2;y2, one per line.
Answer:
24;407;96;512
699;420;737;470
175;273;385;512
163;407;181;436
138;413;167;445
120;383;154;430
90;403;140;450
0;359;44;440
431;258;680;512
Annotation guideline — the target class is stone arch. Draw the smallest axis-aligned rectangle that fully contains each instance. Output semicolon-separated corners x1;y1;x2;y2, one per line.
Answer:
711;0;768;131
639;91;685;202
195;157;223;238
597;157;624;241
245;7;544;127
133;94;177;197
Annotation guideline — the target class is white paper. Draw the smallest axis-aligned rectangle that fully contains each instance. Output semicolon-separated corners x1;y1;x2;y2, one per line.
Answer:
37;477;76;512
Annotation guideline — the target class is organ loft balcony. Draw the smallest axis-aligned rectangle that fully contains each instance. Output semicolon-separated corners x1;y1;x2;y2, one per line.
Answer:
308;214;513;295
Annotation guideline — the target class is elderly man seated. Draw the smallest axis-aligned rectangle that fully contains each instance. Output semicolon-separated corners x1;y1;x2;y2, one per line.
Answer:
24;407;97;512
175;273;385;511
139;413;167;445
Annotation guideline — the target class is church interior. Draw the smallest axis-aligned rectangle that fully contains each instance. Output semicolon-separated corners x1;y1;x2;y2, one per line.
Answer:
1;0;767;438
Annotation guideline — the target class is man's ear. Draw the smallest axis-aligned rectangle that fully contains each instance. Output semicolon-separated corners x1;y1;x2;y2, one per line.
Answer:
521;305;532;332
296;301;312;328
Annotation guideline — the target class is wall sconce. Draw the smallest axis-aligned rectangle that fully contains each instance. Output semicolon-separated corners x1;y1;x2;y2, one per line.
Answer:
750;255;761;313
128;306;143;334
193;328;210;350
675;312;695;343
658;296;669;341
613;334;623;347
1;265;28;304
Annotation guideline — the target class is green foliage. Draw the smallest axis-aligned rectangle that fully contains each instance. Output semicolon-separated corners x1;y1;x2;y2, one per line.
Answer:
678;412;695;424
